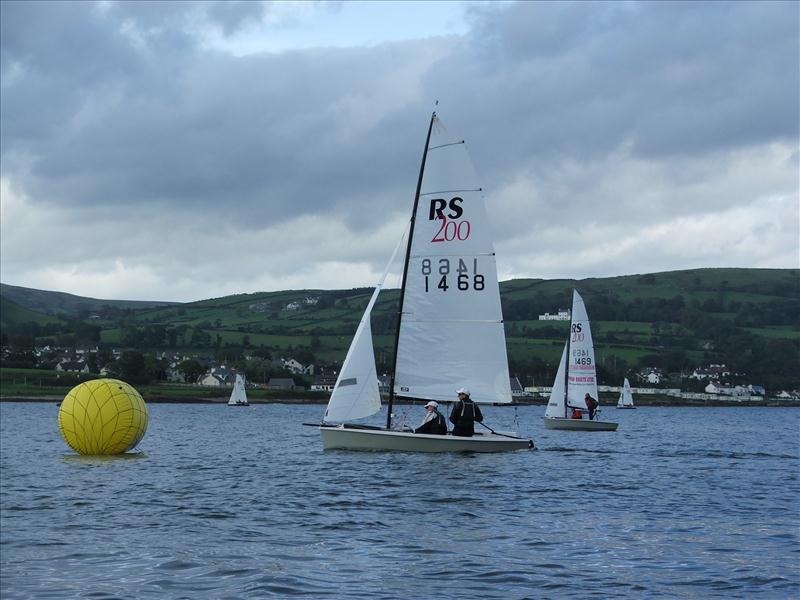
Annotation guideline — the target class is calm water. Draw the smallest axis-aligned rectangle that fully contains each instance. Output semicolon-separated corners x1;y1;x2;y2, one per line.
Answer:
1;402;798;599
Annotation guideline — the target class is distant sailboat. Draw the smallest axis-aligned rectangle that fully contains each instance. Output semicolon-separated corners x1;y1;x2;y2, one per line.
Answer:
617;377;636;409
228;373;249;406
544;290;618;431
317;110;533;452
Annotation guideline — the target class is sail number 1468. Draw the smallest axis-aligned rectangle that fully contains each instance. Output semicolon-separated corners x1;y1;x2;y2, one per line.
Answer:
421;258;485;292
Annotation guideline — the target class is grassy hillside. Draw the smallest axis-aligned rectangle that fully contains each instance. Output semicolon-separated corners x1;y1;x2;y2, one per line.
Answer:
2;268;798;388
0;296;63;328
0;283;177;316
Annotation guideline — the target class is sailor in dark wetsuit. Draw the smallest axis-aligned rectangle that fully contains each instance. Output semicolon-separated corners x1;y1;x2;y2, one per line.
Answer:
449;388;483;437
584;393;598;420
414;401;448;435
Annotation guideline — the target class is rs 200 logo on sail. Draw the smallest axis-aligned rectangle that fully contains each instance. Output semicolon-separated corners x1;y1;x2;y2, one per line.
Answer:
429;197;470;243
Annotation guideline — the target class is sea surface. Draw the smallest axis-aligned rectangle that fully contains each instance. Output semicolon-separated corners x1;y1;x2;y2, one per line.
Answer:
1;402;798;599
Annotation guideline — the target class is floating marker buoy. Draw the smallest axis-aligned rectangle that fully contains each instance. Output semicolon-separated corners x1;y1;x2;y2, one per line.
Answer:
57;378;148;455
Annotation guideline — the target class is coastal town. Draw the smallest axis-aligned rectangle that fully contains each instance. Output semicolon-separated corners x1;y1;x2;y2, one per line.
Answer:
4;343;797;404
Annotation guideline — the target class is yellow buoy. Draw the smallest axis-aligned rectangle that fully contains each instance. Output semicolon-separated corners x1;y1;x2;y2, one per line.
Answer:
58;378;148;455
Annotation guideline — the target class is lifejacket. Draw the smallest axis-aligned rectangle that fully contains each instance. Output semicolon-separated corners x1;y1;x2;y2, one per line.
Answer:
571;408;582;419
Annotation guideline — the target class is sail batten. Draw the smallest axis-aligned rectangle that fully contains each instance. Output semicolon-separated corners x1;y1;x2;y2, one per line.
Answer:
420;188;481;196
429;141;465;151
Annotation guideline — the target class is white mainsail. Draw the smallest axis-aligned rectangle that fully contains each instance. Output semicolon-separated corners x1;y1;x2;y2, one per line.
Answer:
323;230;406;423
394;116;511;405
617;377;635;408
544;343;568;419
228;373;248;405
566;289;599;410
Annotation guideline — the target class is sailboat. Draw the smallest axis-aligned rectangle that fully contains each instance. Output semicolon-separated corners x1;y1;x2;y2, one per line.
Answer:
317;111;533;452
616;377;636;409
543;290;618;431
227;373;249;406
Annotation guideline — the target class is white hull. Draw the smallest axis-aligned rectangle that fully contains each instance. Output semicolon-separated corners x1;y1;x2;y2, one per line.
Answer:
320;425;533;452
227;403;249;407
543;417;618;431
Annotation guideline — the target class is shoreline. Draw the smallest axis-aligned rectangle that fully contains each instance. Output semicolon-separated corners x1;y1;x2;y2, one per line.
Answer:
1;395;798;407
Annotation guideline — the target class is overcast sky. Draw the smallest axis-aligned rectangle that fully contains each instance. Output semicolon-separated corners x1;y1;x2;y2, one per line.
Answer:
1;1;798;302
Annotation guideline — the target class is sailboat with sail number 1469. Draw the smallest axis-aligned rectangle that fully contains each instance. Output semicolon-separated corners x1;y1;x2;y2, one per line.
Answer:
315;110;533;452
544;289;618;431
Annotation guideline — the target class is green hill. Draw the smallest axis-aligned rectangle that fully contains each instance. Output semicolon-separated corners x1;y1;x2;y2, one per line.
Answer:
0;296;63;329
1;268;798;388
0;283;177;316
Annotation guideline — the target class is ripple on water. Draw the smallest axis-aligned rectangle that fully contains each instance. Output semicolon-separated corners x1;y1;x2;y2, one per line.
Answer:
1;403;798;599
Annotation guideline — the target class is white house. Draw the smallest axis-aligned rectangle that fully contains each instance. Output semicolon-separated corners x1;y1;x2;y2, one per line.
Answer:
638;368;663;385
705;382;748;396
538;309;571;321
705;382;730;394
690;364;731;381
311;375;338;392
199;373;228;387
281;358;305;374
56;360;89;374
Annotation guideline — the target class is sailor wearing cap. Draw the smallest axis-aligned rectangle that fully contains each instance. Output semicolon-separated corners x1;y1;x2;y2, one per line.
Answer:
449;388;483;437
413;400;448;435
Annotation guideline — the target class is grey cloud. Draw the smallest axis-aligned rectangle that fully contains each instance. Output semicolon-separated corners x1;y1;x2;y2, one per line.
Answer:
205;1;267;36
3;2;449;230
1;1;797;300
447;0;798;170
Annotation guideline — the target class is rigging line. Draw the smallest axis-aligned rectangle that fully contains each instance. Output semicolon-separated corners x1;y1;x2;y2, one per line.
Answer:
409;252;496;258
429;141;465;151
420;188;481;196
476;421;528;441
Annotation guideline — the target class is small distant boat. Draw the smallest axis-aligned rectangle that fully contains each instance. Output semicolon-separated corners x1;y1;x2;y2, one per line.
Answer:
227;374;249;406
544;290;618;431
616;377;636;409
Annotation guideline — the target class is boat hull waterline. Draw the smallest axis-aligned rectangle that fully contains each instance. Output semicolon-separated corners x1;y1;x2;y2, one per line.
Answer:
320;425;533;452
543;418;619;431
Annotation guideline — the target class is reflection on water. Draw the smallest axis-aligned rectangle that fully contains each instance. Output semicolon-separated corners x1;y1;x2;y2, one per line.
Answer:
61;452;147;465
1;403;798;599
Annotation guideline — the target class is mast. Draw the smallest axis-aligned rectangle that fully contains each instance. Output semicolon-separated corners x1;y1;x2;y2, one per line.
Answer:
386;110;436;429
563;291;573;418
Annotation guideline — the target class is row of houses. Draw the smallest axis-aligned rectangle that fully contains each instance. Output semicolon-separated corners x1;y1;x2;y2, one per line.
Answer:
637;364;747;386
36;347;315;390
705;382;766;396
538;309;571;321
13;346;794;399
